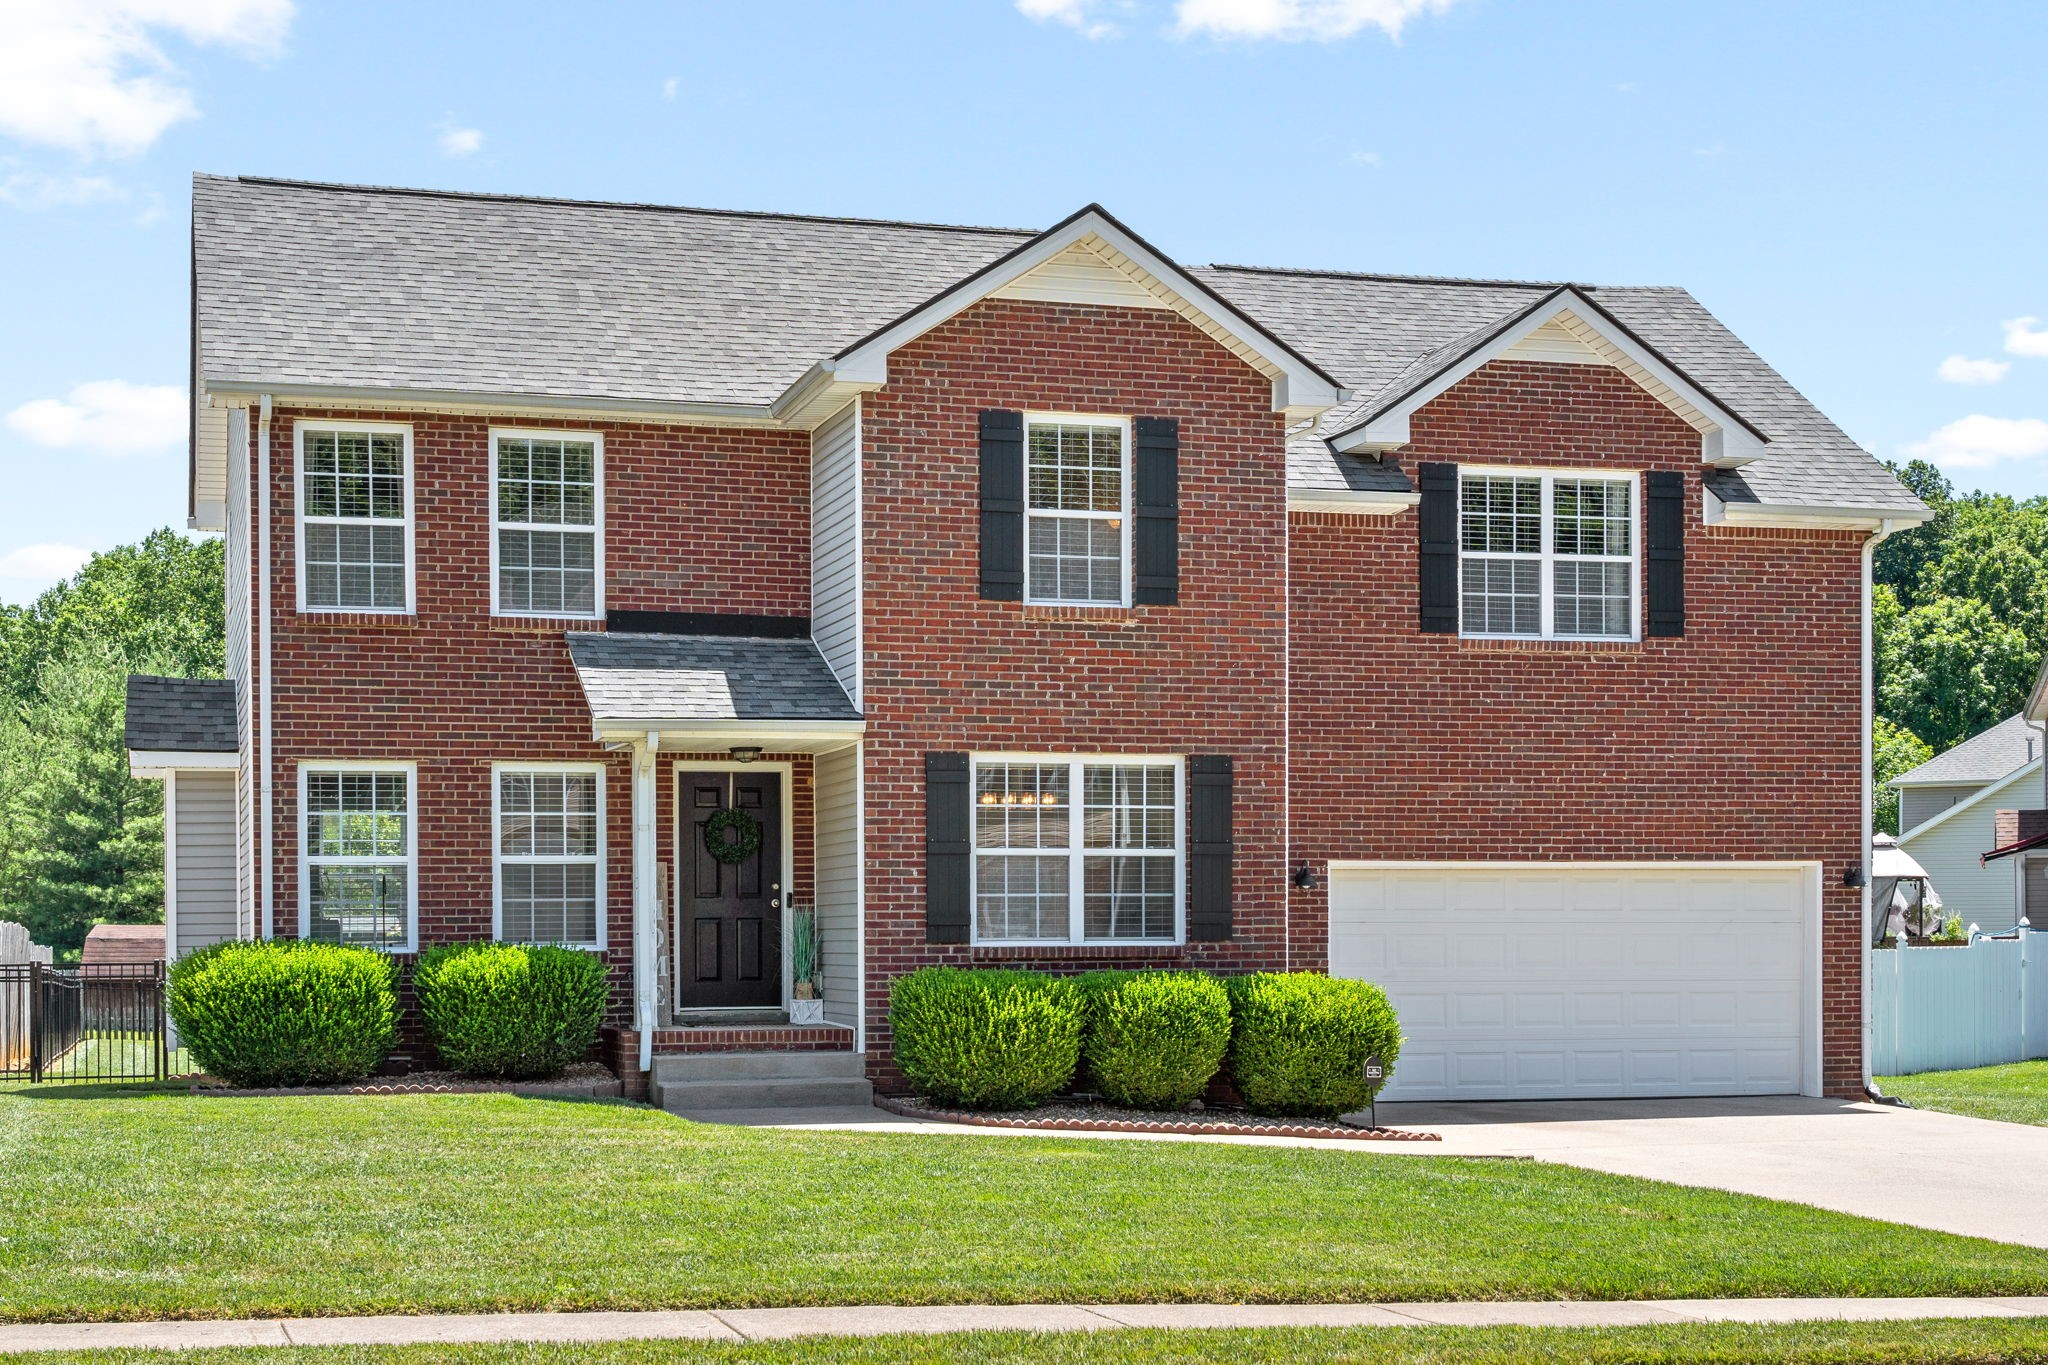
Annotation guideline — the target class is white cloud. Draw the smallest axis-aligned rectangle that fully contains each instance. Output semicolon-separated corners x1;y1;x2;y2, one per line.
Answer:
1017;0;1118;37
5;379;185;456
1172;0;1455;41
2003;316;2048;358
662;77;678;99
1903;414;2048;470
1350;150;1383;168
1937;355;2010;386
437;124;484;157
0;0;293;158
0;167;124;210
0;543;91;584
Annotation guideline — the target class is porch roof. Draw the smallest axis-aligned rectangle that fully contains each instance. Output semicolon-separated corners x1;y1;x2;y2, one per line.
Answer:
565;632;862;749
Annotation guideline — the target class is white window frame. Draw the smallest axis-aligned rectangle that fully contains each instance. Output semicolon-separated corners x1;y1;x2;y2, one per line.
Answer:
294;420;416;615
967;752;1185;947
1457;466;1642;642
297;760;418;953
488;427;606;620
491;761;608;951
1022;413;1133;609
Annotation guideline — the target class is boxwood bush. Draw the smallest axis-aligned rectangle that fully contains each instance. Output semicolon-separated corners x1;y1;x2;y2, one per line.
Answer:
1224;972;1402;1118
889;967;1081;1109
167;940;397;1088
413;942;609;1080
1077;970;1231;1110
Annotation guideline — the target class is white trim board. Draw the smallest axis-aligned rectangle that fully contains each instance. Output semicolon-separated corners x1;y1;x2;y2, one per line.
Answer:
670;760;797;1015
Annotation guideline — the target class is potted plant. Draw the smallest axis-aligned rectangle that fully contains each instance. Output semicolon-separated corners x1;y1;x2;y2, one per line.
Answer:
788;898;825;1024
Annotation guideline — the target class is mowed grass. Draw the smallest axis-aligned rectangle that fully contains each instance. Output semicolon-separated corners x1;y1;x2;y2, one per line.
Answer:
1882;1060;2048;1127
5;1086;2048;1324
15;1321;2048;1365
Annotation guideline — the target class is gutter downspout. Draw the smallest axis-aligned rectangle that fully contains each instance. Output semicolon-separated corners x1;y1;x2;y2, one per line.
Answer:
633;732;661;1077
258;395;275;940
1861;518;1896;1100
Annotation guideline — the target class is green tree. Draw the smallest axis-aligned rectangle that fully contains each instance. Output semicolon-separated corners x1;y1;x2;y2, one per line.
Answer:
1874;459;1953;609
1872;717;1933;836
1877;595;2038;754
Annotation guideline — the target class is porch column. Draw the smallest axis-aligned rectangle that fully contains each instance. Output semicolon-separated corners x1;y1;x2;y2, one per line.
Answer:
632;732;660;1074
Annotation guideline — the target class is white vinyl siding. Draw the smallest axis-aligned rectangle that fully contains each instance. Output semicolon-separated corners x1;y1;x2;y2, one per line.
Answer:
1898;764;2041;936
491;429;603;618
812;743;861;1031
1459;470;1638;640
990;241;1167;310
296;422;413;613
810;401;862;707
171;770;239;955
970;755;1183;946
1899;784;1981;836
300;764;416;951
493;765;605;949
1024;416;1131;607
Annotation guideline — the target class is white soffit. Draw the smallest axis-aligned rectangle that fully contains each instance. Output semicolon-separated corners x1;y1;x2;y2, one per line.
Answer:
992;240;1167;310
1500;318;1606;365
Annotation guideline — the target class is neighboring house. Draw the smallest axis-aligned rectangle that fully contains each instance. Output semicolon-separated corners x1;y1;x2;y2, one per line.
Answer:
125;174;1928;1105
1976;659;2048;925
1892;714;2042;935
79;923;167;967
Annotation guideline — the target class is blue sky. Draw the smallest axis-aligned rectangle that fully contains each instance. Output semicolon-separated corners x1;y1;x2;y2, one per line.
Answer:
1;0;2044;603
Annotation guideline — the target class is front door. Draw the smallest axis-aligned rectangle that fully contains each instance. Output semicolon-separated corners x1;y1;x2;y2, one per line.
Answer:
676;771;783;1009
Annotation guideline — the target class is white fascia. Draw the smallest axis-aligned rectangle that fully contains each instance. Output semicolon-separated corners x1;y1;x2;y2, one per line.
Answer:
1329;290;1767;468
128;749;239;779
1285;488;1421;515
812;209;1345;419
1703;483;1936;533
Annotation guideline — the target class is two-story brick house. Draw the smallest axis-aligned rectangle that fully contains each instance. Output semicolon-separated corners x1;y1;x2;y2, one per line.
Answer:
127;175;1926;1107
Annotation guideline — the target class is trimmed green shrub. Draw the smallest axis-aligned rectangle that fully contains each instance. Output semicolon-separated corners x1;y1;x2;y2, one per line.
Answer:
413;943;609;1080
889;967;1082;1109
167;940;396;1088
1224;972;1402;1118
1077;970;1231;1110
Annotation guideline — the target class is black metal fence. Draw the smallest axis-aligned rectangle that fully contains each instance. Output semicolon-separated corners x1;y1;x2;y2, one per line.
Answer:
0;961;182;1082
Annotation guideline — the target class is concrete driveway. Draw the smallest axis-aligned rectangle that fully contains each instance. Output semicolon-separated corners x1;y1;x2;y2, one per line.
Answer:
1376;1097;2048;1250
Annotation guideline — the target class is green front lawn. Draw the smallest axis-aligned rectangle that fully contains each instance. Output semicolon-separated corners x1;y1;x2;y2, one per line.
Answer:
1880;1060;2048;1126
4;1086;2048;1324
16;1321;2048;1365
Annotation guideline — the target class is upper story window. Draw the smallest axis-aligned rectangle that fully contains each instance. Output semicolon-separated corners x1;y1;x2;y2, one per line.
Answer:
1459;470;1637;639
301;763;414;951
1026;416;1129;606
972;755;1182;945
494;764;604;949
298;423;412;612
492;430;602;618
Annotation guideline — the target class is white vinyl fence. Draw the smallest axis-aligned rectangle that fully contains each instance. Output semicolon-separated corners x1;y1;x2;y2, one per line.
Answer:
1869;927;2048;1076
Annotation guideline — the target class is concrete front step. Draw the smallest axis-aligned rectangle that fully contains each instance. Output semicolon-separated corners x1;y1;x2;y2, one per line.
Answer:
656;1076;876;1113
652;1050;866;1082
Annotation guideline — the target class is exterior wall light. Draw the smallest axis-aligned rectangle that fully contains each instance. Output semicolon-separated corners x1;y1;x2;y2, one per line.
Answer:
729;746;764;764
1292;864;1319;891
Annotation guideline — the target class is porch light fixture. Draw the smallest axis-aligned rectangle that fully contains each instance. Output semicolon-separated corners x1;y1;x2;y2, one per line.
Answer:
728;745;763;764
1291;864;1318;891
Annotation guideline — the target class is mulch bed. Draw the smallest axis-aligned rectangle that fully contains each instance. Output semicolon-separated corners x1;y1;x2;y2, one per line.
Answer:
192;1061;623;1099
875;1094;1439;1141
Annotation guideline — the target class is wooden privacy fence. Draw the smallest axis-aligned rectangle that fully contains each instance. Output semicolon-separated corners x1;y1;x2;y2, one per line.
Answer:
1869;927;2048;1076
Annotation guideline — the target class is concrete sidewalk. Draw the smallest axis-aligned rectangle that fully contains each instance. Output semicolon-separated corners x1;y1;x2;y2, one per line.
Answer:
3;1298;2046;1353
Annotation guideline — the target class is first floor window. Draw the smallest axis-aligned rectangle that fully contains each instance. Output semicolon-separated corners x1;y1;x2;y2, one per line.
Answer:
494;431;600;617
300;425;410;610
1025;417;1128;605
303;766;413;949
496;767;603;947
1459;470;1636;639
973;756;1181;944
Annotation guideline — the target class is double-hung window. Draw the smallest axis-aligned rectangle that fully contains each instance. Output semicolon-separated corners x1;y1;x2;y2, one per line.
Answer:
1025;416;1129;605
494;765;604;949
298;423;412;611
493;430;602;617
1459;470;1638;639
301;764;414;950
971;755;1182;945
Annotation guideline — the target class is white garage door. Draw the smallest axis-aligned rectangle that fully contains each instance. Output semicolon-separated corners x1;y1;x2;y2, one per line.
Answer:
1329;863;1812;1101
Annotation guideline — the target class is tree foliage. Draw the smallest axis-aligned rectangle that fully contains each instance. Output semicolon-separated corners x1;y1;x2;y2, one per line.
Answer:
0;531;223;954
1872;717;1933;837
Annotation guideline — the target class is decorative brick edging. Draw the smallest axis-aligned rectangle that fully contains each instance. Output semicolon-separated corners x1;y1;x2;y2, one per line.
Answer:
192;1067;623;1100
874;1096;1439;1141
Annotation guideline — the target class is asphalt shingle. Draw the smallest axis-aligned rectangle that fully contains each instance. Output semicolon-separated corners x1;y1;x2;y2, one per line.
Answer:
124;676;236;753
565;634;860;725
1891;714;2043;788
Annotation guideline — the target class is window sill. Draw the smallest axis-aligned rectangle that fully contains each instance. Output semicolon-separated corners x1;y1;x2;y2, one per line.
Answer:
292;610;419;628
1456;636;1645;653
490;615;605;633
968;943;1188;962
1020;604;1142;627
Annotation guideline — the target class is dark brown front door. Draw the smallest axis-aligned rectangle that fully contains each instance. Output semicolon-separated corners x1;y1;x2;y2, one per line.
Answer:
677;771;783;1009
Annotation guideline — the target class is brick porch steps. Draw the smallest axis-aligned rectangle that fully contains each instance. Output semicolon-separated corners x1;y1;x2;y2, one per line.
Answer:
651;1049;873;1114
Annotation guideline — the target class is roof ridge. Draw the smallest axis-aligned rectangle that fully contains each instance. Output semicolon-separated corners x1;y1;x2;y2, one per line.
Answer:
212;175;1040;239
1202;262;1567;289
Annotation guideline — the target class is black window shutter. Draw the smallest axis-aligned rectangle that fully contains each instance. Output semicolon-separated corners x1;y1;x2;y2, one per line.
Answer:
1417;461;1459;634
1188;755;1233;941
978;410;1025;600
1645;470;1686;638
1132;417;1180;606
925;752;972;943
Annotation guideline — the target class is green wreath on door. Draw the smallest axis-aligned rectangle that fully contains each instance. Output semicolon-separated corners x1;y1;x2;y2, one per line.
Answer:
703;806;763;865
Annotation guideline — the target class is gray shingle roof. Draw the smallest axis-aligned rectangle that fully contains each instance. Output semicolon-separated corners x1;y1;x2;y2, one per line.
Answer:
565;634;859;724
124;676;236;753
1891;714;2043;787
195;175;1920;516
